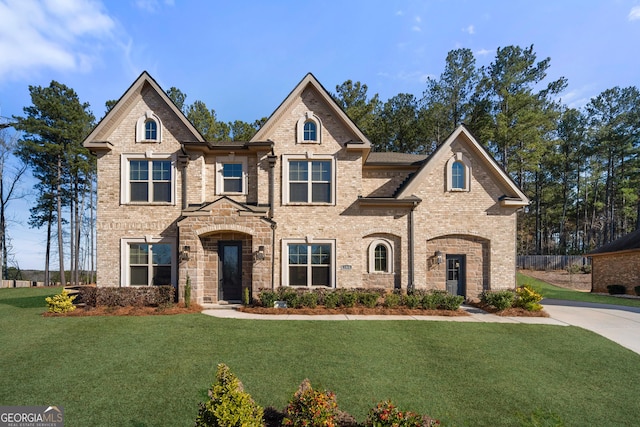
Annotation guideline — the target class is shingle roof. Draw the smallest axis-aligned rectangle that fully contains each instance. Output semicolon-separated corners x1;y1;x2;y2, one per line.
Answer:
365;152;427;166
589;229;640;255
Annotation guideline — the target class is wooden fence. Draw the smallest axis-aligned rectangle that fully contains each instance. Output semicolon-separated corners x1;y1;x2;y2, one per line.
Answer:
1;280;46;288
517;255;590;271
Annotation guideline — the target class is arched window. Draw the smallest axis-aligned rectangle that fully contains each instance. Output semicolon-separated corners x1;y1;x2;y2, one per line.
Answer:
303;121;317;141
296;111;322;144
446;153;471;191
451;161;465;189
145;120;157;140
368;239;393;273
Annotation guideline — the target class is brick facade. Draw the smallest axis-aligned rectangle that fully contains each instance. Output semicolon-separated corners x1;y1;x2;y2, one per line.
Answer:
85;72;528;304
591;252;640;294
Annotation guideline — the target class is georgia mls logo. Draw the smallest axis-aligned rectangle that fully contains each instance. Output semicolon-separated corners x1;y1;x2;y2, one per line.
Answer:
0;405;64;427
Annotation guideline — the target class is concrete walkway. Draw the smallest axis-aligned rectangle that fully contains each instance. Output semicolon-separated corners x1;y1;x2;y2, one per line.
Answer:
202;300;640;356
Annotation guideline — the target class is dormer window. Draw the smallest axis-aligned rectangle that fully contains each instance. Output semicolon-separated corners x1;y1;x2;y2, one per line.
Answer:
296;111;321;144
136;110;162;143
446;152;471;192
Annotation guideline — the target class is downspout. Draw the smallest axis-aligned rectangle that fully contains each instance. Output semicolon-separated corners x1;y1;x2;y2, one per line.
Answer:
408;200;419;293
267;152;277;291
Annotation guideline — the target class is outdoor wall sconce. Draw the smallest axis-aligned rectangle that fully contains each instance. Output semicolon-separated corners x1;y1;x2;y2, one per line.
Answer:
435;250;443;265
255;245;265;261
180;245;190;262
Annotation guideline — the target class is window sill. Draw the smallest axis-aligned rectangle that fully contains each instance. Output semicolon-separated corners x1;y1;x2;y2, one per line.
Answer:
449;188;468;192
298;141;320;144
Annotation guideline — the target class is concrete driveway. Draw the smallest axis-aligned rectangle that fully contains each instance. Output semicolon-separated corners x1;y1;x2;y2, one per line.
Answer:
542;299;640;355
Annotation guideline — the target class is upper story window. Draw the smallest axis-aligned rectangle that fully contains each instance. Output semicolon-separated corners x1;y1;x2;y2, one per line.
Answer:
368;239;393;273
136;110;163;143
446;152;471;192
216;155;248;195
296;111;322;144
145;119;158;140
282;155;335;205
121;153;175;204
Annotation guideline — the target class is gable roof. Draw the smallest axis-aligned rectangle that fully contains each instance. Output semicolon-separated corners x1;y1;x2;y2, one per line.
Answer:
364;152;427;166
251;73;371;151
589;229;640;256
83;71;204;151
395;125;529;207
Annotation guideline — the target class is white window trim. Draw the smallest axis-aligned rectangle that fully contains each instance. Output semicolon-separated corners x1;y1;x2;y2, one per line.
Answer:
296;111;322;144
282;153;336;205
136;110;163;143
120;236;176;287
121;152;177;205
368;239;393;274
446;152;471;192
281;238;336;288
215;155;248;195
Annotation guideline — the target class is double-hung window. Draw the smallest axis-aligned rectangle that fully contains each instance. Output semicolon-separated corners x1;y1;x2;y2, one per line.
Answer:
284;156;334;204
286;242;334;287
122;154;174;204
216;156;247;195
144;120;158;140
446;153;471;192
130;159;171;202
124;240;173;286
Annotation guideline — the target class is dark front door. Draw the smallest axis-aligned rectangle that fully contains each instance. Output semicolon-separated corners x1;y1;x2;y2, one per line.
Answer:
219;241;242;301
446;255;466;297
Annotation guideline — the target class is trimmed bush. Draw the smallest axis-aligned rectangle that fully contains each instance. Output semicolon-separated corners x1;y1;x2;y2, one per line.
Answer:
481;290;515;311
514;284;543;311
359;292;380;308
340;291;358;308
300;292;318;308
257;289;278;308
279;288;302;309
607;284;627;295
185;276;192;308
440;294;464;311
195;363;263;427
45;289;77;313
403;293;421;309
383;292;401;308
635;285;640;296
323;292;340;309
421;290;447;310
78;286;174;308
283;379;339;427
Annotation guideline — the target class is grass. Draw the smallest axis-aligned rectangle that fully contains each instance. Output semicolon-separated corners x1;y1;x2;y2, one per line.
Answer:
518;272;640;308
1;287;640;426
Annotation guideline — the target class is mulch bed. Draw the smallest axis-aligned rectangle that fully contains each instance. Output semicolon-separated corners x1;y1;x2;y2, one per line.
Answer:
238;306;468;316
43;303;204;317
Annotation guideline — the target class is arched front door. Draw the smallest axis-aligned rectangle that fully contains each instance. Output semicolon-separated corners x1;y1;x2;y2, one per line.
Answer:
446;254;466;297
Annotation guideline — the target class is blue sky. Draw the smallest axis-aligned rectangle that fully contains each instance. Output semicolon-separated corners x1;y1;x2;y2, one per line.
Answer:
1;0;639;270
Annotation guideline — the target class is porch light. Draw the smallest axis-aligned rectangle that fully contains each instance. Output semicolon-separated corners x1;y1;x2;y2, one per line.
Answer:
255;245;266;261
435;250;443;265
180;246;190;262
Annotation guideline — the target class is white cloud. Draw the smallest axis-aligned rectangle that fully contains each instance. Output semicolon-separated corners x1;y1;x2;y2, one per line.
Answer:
463;24;475;34
412;25;422;32
475;48;492;56
0;0;116;81
629;6;640;20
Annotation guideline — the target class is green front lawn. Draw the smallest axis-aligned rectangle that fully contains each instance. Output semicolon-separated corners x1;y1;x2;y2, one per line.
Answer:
518;272;640;307
1;287;639;426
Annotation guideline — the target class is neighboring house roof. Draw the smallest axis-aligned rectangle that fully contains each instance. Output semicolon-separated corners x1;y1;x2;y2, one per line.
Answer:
251;72;371;153
589;229;640;256
395;125;530;207
83;71;204;151
364;152;427;166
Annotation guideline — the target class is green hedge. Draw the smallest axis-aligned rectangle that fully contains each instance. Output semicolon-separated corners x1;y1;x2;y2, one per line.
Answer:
78;286;175;307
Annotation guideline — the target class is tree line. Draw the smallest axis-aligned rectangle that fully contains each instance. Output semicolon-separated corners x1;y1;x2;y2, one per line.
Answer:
6;44;639;283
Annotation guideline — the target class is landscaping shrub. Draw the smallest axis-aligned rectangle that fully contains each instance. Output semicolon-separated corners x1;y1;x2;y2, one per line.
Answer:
581;264;592;274
420;290;446;310
77;286;97;306
359;292;380;308
365;400;438;427
45;289;77;313
481;290;515;311
566;264;581;274
339;291;358;308
403;293;421;309
323;292;340;309
279;288;302;309
257;289;278;308
383;292;401;308
282;379;340;427
514;284;543;311
185;276;192;308
82;286;175;308
607;284;627;295
440;294;464;311
300;292;318;308
195;363;263;427
635;285;640;296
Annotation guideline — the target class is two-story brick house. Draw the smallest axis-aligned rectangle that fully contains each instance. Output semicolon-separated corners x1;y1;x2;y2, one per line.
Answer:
83;71;529;304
